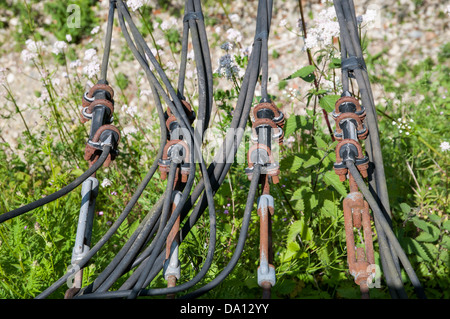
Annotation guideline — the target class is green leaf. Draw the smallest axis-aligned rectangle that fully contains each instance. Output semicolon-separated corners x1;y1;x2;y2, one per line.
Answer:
399;202;411;215
128;219;140;238
442;220;450;232
319;95;340;113
291;188;305;211
287;219;313;243
281;155;303;172
309;194;319;210
314;136;328;150
402;237;432;262
320;199;338;219
443;235;450;250
323;171;347;197
284;115;303;137
284;65;315;82
329;58;341;69
303;156;320;168
412;217;440;242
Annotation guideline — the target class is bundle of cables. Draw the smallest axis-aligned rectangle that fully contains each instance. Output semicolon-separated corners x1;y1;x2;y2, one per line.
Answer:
0;0;277;299
0;0;426;300
332;0;426;299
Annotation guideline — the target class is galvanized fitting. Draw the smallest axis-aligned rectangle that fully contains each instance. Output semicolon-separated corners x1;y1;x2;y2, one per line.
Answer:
71;177;99;263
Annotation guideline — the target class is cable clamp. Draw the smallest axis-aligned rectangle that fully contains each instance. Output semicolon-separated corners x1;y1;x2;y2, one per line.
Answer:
254;30;269;41
183;11;204;22
341;56;366;72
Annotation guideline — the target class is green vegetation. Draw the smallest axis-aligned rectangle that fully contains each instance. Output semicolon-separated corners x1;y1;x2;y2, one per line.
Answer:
0;1;448;299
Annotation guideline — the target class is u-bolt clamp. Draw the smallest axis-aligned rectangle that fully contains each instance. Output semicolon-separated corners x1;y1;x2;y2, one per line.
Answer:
245;143;280;183
334;112;368;141
72;176;99;264
332;96;366;121
252;101;285;128
84;124;121;167
257;194;276;288
343;191;375;290
81;82;115;124
158;139;190;182
334;139;369;182
163;191;182;281
251;118;284;146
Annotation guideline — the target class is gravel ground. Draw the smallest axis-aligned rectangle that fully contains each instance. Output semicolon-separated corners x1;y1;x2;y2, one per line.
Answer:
0;0;448;149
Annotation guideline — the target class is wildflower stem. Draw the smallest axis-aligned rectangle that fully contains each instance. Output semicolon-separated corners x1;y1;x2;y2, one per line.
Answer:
3;85;32;139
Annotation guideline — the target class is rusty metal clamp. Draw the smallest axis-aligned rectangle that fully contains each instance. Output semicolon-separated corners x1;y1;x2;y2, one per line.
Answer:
334;112;368;141
256;194;276;289
84;124;120;167
158;139;190;182
81;83;115;124
334;139;369;182
343;190;375;298
332;96;366;121
251;118;284;146
245;143;280;184
252;101;285;128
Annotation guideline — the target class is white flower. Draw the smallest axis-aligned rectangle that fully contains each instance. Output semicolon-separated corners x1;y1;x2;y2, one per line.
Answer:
37;89;50;104
123;126;138;136
440;141;450;152
121;104;138;117
21;49;37;62
160;20;171;31
226;28;242;43
303;7;339;49
186;69;194;79
229;14;240;23
91;26;100;35
166;61;177;71
21;39;44;62
52;40;67;55
84;48;97;61
127;0;147;11
101;178;112;188
279;19;288;27
444;5;450;16
66;34;73;42
156;39;165;47
363;9;377;24
69;59;81;69
140;89;152;97
83;60;100;78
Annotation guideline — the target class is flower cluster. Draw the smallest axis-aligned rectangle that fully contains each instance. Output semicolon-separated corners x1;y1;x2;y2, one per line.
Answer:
226;28;243;43
160;17;178;31
52;40;67;55
101;178;112;188
215;54;241;81
392;117;413;136
21;39;45;62
121;104;138;117
303;7;339;50
440;141;450;152
127;0;149;12
82;48;100;79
